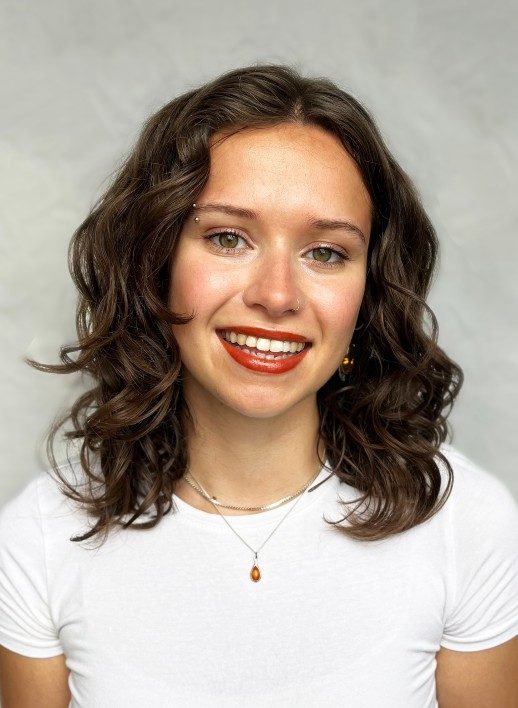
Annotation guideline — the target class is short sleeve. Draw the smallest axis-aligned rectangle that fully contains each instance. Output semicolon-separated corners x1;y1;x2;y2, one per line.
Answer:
0;475;64;657
440;450;518;651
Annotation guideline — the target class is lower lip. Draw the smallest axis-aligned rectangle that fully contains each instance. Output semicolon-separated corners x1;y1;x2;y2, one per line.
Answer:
217;334;311;374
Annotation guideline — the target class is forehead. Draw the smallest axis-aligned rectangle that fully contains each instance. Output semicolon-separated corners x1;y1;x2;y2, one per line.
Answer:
202;123;372;225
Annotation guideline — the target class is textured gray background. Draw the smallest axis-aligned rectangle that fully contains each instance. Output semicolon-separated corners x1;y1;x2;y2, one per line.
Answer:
1;0;517;503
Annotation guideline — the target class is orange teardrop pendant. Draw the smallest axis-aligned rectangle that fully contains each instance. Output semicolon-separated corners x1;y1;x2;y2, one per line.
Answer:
250;564;261;582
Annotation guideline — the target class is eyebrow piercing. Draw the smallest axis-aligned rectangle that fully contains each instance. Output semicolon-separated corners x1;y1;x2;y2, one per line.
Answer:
192;203;199;222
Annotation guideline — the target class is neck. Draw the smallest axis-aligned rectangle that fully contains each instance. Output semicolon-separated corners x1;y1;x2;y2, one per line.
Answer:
174;383;325;516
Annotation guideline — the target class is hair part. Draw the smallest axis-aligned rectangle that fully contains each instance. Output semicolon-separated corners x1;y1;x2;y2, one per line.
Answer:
26;62;463;547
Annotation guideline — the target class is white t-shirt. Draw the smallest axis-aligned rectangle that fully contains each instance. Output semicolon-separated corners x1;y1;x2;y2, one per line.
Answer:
0;443;517;707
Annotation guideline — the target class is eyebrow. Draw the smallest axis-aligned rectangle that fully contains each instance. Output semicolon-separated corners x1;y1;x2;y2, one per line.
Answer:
192;202;367;245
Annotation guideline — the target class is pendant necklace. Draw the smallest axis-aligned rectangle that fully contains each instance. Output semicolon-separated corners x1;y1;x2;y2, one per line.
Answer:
182;464;333;582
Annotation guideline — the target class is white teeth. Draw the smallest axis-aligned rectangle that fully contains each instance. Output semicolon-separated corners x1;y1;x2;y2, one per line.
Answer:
222;330;307;354
255;337;269;352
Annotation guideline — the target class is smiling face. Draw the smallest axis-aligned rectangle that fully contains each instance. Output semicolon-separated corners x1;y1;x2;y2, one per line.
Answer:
168;121;372;419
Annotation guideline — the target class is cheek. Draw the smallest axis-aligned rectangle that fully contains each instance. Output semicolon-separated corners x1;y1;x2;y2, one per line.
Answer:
169;253;231;312
315;275;366;333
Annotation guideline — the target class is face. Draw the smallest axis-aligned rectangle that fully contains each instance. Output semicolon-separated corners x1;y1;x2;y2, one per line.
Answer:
168;122;372;419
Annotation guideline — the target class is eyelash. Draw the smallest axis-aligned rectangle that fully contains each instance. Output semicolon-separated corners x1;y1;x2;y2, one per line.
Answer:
203;229;350;269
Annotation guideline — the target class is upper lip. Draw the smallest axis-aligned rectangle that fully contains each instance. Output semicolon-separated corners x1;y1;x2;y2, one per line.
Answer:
216;326;310;343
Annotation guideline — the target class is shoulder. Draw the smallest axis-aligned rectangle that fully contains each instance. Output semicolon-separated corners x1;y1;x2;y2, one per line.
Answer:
0;462;85;660
0;474;42;539
437;443;518;522
0;457;90;543
436;445;518;652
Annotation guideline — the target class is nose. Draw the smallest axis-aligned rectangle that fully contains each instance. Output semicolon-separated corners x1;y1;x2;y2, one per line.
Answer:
242;247;302;317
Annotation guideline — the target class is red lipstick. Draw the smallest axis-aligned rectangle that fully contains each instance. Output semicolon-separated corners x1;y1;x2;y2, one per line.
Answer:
216;333;311;374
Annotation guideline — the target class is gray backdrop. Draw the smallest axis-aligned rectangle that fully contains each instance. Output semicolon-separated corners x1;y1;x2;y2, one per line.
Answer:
1;0;517;503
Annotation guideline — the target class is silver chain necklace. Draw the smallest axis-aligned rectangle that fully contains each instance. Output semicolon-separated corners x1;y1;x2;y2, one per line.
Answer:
183;465;323;511
182;464;333;582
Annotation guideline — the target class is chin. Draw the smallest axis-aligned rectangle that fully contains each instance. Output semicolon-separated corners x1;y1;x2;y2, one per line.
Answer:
222;387;316;419
238;406;291;420
220;397;292;419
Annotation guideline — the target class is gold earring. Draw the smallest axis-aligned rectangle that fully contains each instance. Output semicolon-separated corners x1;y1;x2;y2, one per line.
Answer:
192;203;199;222
338;348;354;381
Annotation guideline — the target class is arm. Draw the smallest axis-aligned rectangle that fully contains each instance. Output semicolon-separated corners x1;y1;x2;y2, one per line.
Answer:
435;635;518;707
0;645;71;708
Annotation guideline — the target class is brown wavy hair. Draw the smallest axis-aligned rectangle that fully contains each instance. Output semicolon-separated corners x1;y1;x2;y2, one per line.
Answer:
26;62;463;547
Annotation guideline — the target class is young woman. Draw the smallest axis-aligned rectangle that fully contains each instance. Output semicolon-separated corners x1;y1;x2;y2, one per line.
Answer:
0;64;517;707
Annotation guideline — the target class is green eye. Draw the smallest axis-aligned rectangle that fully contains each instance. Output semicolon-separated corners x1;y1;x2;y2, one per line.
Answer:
313;247;333;263
204;230;244;251
218;232;240;248
308;247;349;267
